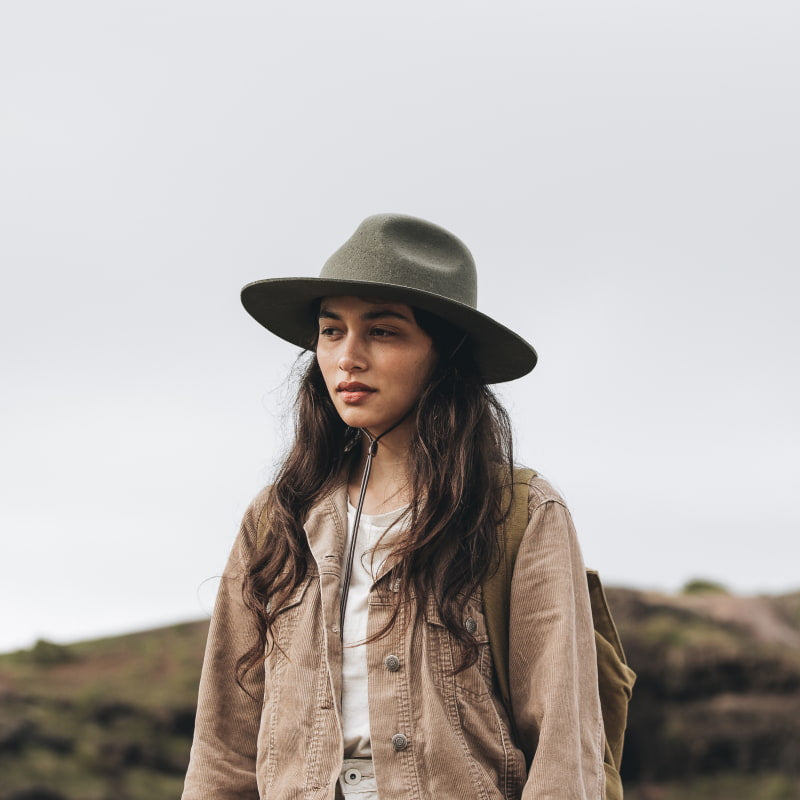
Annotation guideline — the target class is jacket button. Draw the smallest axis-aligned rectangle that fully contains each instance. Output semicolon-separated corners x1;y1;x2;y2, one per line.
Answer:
391;733;408;751
384;654;400;672
464;616;477;634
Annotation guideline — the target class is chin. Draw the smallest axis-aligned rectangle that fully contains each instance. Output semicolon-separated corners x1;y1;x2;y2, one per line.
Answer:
335;405;392;432
335;406;375;429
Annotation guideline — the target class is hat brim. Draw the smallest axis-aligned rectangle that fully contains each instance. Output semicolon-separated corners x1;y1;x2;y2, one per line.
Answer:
241;277;537;384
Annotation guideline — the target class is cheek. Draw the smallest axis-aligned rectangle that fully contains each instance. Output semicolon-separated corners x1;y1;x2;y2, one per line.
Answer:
414;346;438;381
400;349;437;400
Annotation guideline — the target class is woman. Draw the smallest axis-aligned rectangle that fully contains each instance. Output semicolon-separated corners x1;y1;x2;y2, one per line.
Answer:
182;214;605;800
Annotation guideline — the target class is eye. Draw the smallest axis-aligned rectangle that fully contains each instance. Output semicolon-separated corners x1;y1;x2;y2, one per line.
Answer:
370;327;396;338
319;325;342;337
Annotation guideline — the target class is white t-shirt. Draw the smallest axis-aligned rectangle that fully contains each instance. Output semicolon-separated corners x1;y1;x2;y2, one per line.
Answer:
341;502;408;758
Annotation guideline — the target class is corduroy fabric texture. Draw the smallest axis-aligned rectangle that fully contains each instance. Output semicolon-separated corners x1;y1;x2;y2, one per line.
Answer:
182;472;605;800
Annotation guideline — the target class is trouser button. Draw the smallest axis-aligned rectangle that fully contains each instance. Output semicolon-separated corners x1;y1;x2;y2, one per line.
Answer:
344;767;362;784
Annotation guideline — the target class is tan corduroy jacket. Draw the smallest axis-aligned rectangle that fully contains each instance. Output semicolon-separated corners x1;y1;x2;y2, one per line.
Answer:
182;472;605;800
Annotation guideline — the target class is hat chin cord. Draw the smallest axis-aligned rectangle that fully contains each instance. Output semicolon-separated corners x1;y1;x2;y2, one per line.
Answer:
337;337;467;633
338;412;411;634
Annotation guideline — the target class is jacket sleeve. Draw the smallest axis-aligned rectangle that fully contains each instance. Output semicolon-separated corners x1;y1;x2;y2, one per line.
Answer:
509;488;606;800
181;491;269;800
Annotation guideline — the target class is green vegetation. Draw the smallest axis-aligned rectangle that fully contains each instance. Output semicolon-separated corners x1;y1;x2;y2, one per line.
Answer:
681;578;730;595
0;620;207;710
627;774;800;800
638;610;743;651
0;621;207;800
27;639;75;665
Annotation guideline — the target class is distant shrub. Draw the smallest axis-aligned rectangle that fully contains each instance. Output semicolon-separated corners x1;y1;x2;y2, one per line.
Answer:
681;579;730;596
28;639;74;665
6;790;68;800
0;718;35;751
89;699;137;725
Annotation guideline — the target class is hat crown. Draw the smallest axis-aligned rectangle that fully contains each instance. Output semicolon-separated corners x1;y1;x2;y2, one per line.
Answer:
320;214;478;308
240;212;537;383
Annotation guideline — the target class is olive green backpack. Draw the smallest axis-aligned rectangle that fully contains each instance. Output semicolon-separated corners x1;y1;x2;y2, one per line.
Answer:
481;468;636;800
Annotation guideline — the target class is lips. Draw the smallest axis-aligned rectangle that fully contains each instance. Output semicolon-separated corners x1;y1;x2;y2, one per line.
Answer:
337;381;376;404
337;382;376;393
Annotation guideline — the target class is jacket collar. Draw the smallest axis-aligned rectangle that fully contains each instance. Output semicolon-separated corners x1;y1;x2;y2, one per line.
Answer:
302;468;349;571
302;463;406;586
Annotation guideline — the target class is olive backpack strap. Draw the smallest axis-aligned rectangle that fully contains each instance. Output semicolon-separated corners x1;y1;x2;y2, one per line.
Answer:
481;467;636;800
587;570;637;800
482;466;536;723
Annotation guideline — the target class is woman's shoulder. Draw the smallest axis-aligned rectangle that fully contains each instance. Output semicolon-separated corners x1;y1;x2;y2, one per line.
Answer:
235;485;274;550
513;466;569;512
244;484;273;517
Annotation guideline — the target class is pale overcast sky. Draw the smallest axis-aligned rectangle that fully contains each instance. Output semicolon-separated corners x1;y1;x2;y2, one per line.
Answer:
1;0;798;651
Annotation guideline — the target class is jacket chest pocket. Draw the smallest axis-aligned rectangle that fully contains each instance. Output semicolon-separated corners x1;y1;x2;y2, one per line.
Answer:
424;595;494;700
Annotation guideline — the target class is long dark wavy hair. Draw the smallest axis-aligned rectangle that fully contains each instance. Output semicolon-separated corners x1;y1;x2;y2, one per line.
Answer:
236;308;515;682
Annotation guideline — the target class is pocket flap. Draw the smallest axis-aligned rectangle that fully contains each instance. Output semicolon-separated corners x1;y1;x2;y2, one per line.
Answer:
425;594;489;643
271;573;314;615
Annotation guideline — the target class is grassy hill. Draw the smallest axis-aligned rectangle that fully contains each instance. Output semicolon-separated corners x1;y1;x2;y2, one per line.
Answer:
0;621;207;800
612;584;800;800
1;584;799;800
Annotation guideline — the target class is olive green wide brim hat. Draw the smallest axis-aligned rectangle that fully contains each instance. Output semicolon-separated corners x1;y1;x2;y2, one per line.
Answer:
241;214;537;384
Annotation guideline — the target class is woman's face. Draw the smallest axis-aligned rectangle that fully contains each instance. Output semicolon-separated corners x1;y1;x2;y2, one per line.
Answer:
316;295;437;435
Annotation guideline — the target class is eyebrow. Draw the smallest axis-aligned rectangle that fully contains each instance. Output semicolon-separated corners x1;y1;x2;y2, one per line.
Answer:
318;307;412;323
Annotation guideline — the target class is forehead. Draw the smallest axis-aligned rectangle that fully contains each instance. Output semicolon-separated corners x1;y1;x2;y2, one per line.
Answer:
317;295;416;320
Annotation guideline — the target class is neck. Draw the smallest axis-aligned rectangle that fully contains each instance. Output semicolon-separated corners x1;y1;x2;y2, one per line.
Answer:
348;418;415;514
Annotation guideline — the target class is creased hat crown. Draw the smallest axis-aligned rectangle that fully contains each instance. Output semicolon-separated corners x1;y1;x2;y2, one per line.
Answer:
320;214;478;307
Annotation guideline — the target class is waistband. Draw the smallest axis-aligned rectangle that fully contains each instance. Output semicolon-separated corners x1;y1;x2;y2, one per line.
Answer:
338;758;377;798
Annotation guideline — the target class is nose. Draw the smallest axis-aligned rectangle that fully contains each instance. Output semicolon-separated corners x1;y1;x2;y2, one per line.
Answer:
337;334;367;373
